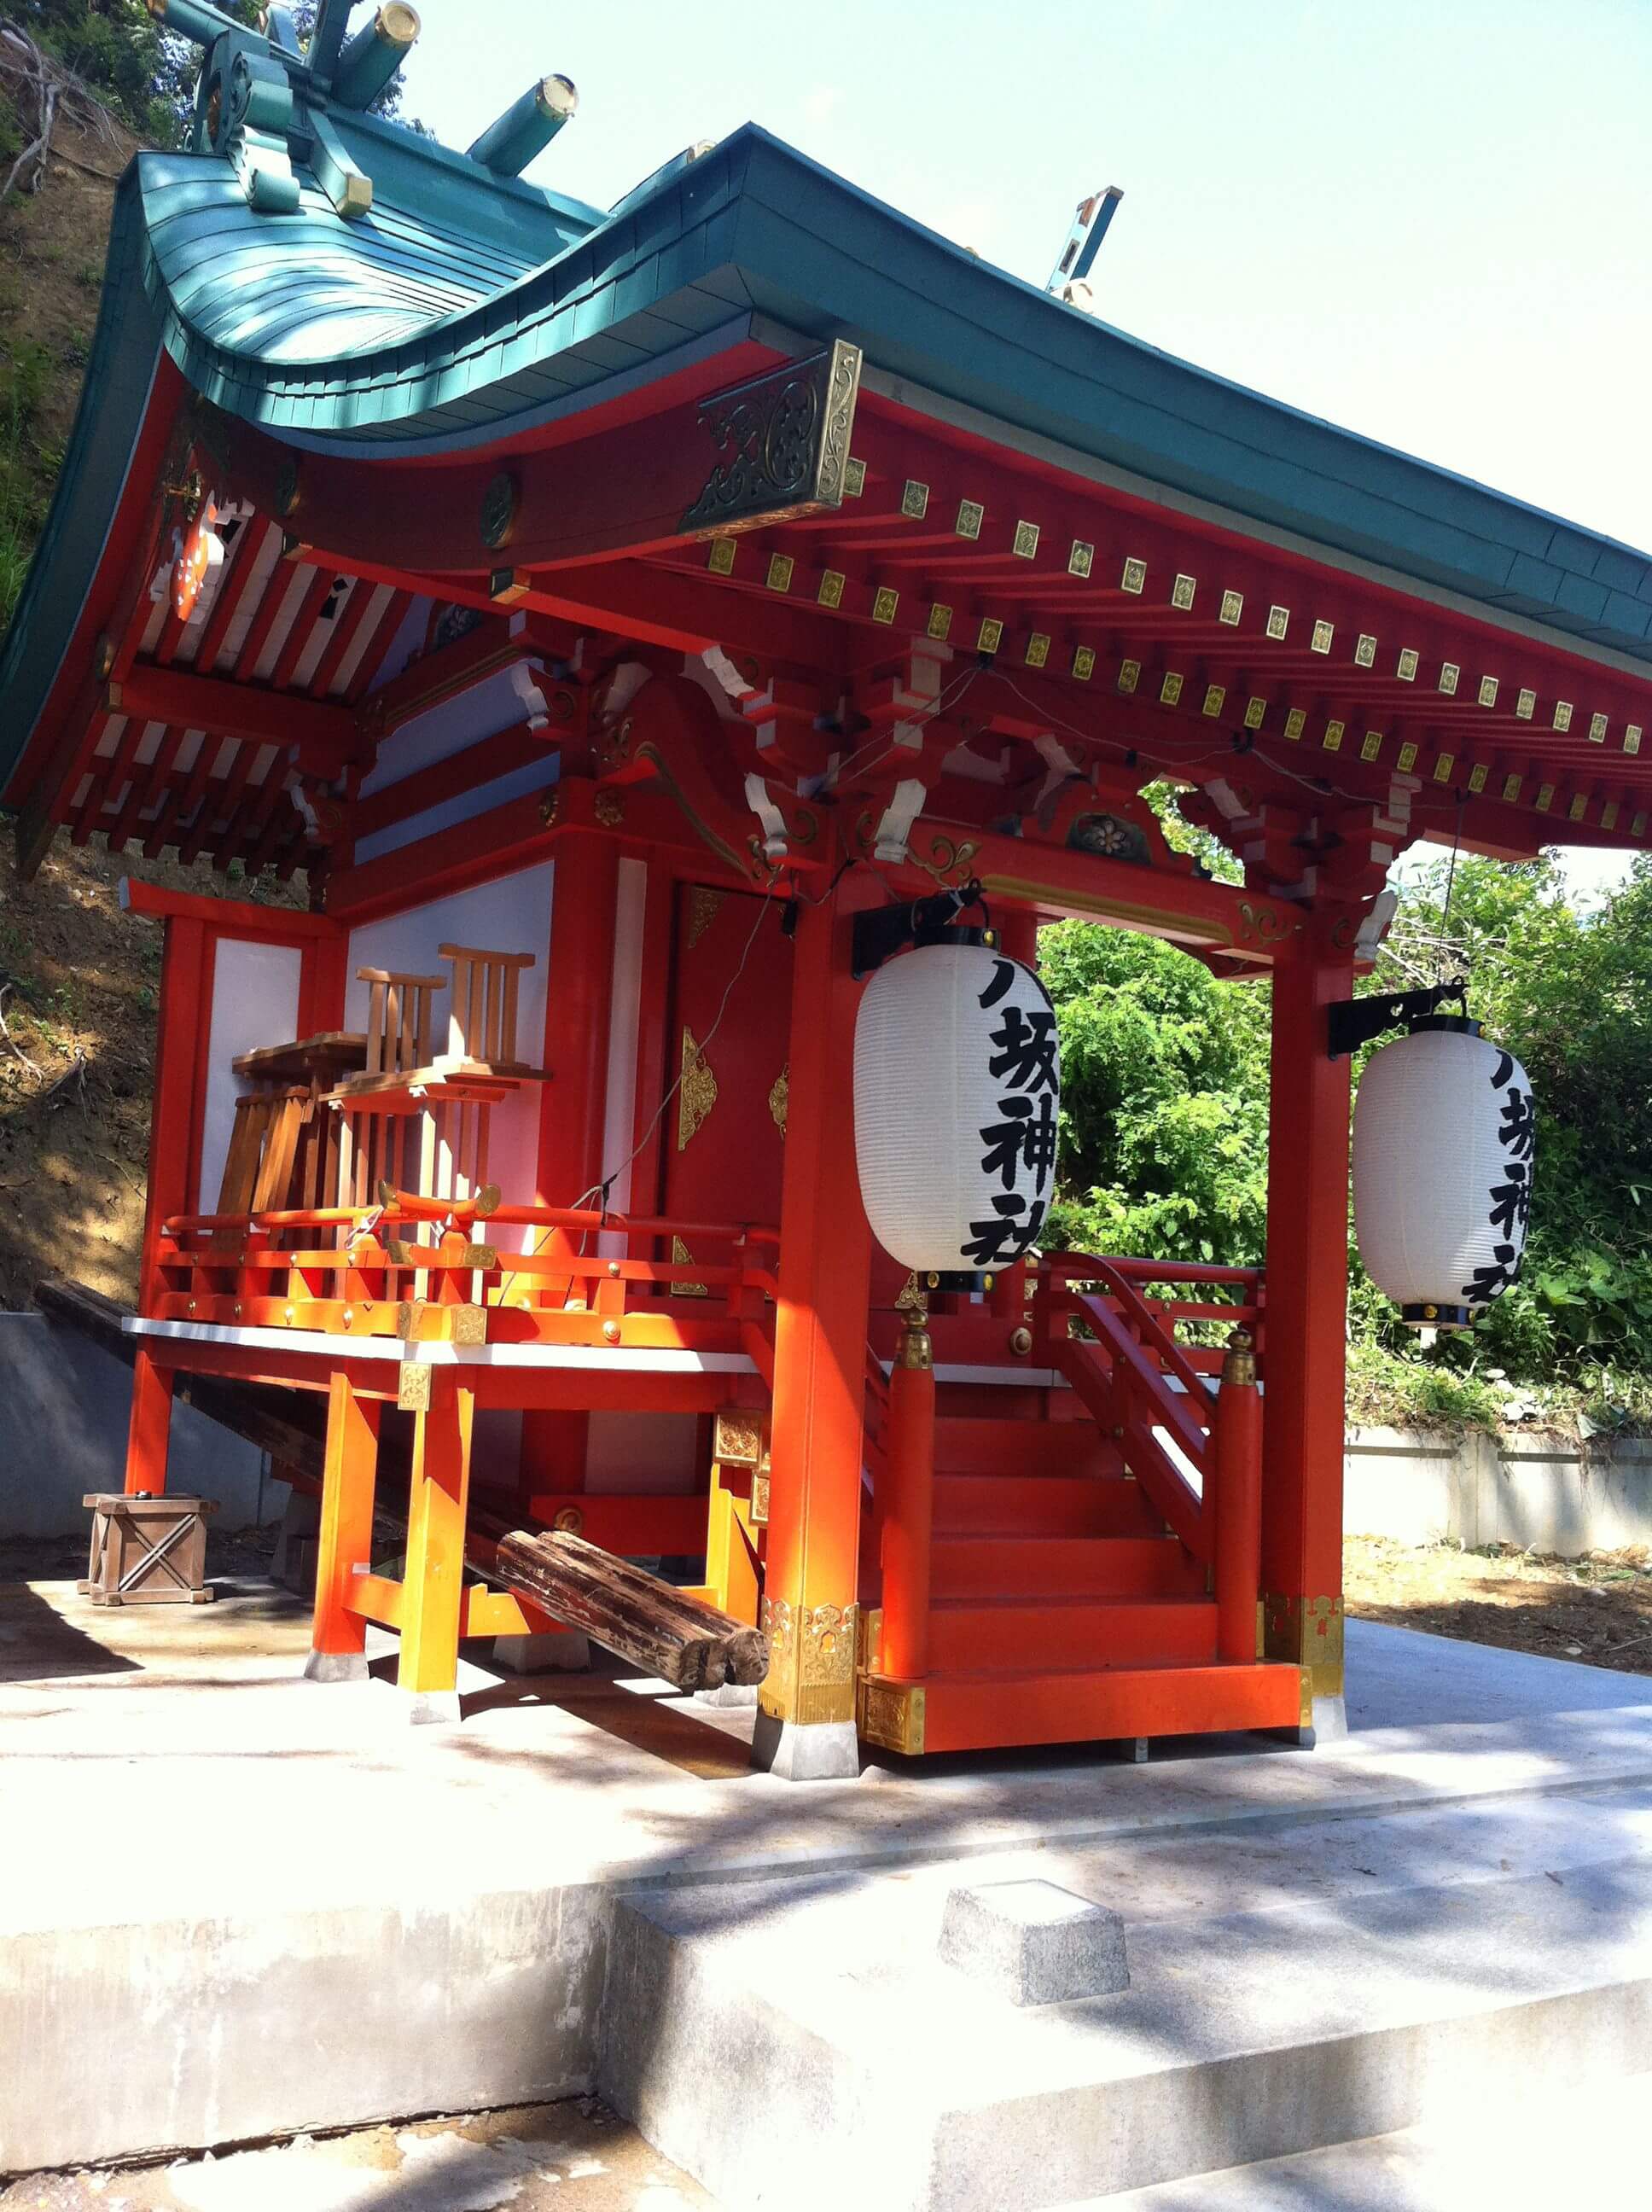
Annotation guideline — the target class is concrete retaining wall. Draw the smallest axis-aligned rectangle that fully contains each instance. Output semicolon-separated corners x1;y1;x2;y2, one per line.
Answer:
1346;1425;1652;1554
0;1313;276;1537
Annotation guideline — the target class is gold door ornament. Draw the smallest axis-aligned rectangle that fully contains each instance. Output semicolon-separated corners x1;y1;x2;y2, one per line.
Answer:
678;1025;718;1150
768;1062;788;1138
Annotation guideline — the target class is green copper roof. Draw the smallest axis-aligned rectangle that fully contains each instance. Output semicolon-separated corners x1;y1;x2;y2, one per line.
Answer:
6;112;1652;810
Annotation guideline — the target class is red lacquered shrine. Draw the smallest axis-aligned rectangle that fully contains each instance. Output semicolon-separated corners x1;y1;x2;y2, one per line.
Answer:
8;3;1652;1771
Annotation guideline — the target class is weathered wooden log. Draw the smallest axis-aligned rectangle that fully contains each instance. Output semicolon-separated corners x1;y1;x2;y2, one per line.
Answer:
491;1528;769;1691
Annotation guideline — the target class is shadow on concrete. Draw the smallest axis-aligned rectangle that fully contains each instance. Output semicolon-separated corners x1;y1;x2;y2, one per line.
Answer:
0;1580;140;1683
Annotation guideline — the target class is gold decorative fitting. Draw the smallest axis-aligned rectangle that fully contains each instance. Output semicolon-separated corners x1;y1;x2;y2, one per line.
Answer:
817;568;846;608
1009;1323;1033;1357
1026;632;1050;668
1590;713;1609;743
872;586;899;626
1433;753;1455;783
593;789;625;827
538;789;563;827
844;457;867;498
678;1025;718;1150
669;1234;708;1297
602;1319;621;1343
977;617;1003;654
1073;645;1096;681
1220;589;1243;626
1354;633;1377;667
927;603;953;641
768;1062;789;1138
1636;813;1649;838
397;1362;431;1413
553;1506;585;1534
1569;793;1589;823
1360;731;1383;762
1516;688;1537;719
751;1474;771;1524
1171;573;1196;610
1536;783;1555;812
707;538;736;575
1310;619;1333;655
1626;725;1644;755
1503;773;1522;803
1202;684;1225;719
1397;647;1419;681
1554;701;1573;731
1469;763;1489;793
686;885;724;949
897;1313;934;1371
1121;556;1147;594
759;1597;858;1726
765;552;794;593
858;1679;925;1755
713;1412;765;1469
479;472;518;550
1013;520;1039;559
1221;1326;1257;1387
1603;800;1620;830
955;498;984;539
1478;675;1498;708
1159;671;1183;707
1396;741;1418;772
1322;720;1345;752
1244;696;1266;730
1284;707;1306;741
901;480;930;519
453;1304;486;1347
1068;540;1095;578
1265;604;1290;641
1438;661;1460;696
1263;1592;1344;1699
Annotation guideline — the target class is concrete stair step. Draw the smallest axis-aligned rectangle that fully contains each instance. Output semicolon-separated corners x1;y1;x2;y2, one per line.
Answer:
602;1846;1652;2212
928;1595;1219;1674
934;1473;1163;1538
931;1534;1204;1602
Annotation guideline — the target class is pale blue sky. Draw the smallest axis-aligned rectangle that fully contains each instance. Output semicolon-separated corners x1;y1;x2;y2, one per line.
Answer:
391;0;1652;896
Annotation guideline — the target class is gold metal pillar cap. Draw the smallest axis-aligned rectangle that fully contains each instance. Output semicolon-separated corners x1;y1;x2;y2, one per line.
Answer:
1221;1325;1257;1387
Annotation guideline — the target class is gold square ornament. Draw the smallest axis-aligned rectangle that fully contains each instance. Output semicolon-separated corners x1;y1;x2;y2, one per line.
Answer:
1311;619;1334;655
707;538;736;575
844;457;867;497
871;586;899;625
1603;800;1620;830
1220;589;1244;626
1118;658;1141;694
1397;741;1419;772
1323;719;1345;751
1626;725;1643;755
1244;696;1267;729
1355;633;1377;667
1121;556;1147;594
1360;730;1383;762
1439;661;1460;695
1516;688;1536;719
1503;773;1522;803
765;553;794;594
977;616;1003;653
1590;713;1609;743
818;569;846;608
1026;632;1050;668
1397;647;1419;681
927;602;953;641
1073;644;1096;681
1478;675;1498;708
1202;683;1225;718
901;479;930;519
1569;792;1589;822
955;498;984;539
1284;707;1306;740
1468;762;1489;793
1554;701;1573;731
1266;604;1290;641
1013;520;1040;559
1635;812;1649;837
1160;671;1184;707
1172;573;1196;610
1068;539;1095;578
1536;782;1555;811
1434;752;1455;783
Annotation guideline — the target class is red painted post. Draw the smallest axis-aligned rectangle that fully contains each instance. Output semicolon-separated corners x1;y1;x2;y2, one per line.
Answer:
306;1370;381;1674
881;1302;936;1680
1213;1327;1262;1666
1259;927;1354;1712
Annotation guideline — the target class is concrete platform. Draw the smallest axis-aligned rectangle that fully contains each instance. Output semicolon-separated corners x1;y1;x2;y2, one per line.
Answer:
3;1579;1651;2192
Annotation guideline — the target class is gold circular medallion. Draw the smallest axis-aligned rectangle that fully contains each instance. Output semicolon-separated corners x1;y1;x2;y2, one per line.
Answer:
480;471;518;550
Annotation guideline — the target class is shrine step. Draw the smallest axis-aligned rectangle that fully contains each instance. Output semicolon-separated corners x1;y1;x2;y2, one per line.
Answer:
934;1415;1123;1479
934;1472;1165;1538
860;1659;1303;1755
927;1595;1219;1674
931;1534;1204;1602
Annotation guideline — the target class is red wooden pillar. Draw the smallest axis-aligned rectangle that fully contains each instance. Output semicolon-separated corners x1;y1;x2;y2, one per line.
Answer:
1260;924;1353;1729
124;913;212;1495
521;829;620;1501
754;872;879;1778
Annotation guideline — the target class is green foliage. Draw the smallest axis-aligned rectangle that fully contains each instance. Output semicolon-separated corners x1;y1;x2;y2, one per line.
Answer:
9;0;212;147
0;336;52;631
1044;838;1652;1426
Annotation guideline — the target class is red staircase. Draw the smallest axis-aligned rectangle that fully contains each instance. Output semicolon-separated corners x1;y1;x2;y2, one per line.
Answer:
857;1258;1308;1755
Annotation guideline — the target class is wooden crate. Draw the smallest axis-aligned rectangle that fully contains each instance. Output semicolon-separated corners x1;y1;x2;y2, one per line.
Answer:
79;1493;217;1606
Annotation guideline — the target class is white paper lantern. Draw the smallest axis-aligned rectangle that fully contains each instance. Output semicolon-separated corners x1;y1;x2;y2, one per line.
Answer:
1352;1019;1533;1326
854;944;1059;1274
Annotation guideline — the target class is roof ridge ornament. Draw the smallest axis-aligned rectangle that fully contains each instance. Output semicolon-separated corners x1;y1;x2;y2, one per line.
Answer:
1047;185;1122;313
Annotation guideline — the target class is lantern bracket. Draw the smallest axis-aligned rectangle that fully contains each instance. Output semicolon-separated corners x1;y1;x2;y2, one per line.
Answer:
851;879;997;980
1327;977;1469;1061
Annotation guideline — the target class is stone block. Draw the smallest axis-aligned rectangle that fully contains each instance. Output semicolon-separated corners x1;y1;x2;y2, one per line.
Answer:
938;1878;1129;2005
491;1629;590;1675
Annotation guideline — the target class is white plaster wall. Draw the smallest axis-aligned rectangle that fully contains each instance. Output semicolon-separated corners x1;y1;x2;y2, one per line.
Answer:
596;856;649;1255
196;939;304;1213
344;864;554;1250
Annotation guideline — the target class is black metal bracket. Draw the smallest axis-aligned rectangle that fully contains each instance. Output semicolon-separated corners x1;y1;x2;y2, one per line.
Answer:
1326;978;1469;1061
851;878;997;980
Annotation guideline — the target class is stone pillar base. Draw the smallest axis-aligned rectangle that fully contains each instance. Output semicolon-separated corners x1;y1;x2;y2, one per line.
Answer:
1311;1692;1349;1742
750;1711;859;1780
302;1649;368;1684
401;1688;462;1726
695;1682;759;1708
491;1629;590;1675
